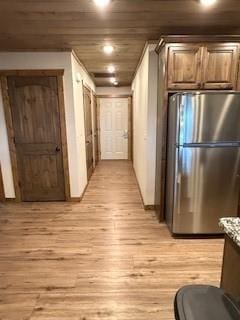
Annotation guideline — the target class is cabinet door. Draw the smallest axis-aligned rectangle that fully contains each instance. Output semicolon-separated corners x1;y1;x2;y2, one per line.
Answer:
202;44;239;89
167;45;202;90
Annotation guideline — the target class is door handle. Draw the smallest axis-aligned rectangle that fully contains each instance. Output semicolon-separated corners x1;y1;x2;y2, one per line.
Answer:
55;146;61;152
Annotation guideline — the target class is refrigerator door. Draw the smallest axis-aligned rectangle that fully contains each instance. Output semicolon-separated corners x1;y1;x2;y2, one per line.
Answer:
172;146;240;234
178;93;240;145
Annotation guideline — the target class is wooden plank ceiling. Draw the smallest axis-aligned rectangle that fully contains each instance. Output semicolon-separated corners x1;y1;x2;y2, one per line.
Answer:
0;0;240;86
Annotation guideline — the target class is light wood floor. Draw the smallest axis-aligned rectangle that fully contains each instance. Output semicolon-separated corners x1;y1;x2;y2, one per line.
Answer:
0;161;224;320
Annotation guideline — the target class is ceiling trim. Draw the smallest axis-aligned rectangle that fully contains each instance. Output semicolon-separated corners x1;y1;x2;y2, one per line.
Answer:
71;50;96;86
131;40;158;85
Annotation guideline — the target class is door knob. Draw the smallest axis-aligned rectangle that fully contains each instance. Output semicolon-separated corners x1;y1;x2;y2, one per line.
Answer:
122;130;128;139
55;146;61;152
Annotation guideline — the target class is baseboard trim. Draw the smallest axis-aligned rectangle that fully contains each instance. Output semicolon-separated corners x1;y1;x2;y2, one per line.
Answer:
69;197;81;202
132;166;144;207
132;166;157;211
133;166;156;211
68;179;90;203
144;205;156;210
5;198;17;202
0;165;5;202
81;182;89;200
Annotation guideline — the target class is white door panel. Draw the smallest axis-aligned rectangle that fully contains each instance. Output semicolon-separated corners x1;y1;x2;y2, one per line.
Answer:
100;98;128;160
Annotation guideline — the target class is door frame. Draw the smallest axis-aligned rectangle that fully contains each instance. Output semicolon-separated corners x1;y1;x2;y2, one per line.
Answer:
0;164;5;202
97;94;133;161
92;91;99;167
82;83;94;180
0;69;70;202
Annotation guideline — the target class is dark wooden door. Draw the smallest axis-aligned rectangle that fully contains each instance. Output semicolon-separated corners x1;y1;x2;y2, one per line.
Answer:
93;94;99;166
8;76;66;201
83;86;93;180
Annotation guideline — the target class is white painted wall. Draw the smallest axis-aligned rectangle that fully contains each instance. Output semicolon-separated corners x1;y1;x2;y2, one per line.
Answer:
0;51;95;199
96;86;131;96
146;50;158;204
71;54;95;196
132;50;149;203
0;89;15;197
131;44;158;205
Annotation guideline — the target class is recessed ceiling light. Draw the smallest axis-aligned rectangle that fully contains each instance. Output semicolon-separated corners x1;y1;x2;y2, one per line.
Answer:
93;0;111;7
200;0;216;6
103;45;114;55
107;65;115;73
110;77;116;84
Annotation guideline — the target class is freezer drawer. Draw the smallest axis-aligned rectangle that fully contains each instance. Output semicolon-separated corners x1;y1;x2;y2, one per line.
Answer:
178;93;240;145
172;146;240;234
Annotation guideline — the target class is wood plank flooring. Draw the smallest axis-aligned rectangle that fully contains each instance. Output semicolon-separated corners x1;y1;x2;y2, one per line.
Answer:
0;161;224;320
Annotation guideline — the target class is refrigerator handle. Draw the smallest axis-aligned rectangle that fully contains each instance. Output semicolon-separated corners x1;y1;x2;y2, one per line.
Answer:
183;142;240;148
174;147;182;216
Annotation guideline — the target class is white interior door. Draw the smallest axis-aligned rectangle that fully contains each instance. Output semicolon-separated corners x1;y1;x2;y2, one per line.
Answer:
100;98;128;160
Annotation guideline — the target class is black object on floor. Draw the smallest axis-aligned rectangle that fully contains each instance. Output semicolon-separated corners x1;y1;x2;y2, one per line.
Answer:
174;285;240;320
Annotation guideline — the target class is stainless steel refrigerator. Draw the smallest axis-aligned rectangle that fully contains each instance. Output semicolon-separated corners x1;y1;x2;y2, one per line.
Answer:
166;92;240;234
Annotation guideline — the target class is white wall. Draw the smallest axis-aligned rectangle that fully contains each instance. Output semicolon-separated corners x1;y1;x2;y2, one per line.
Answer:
0;89;15;197
0;51;95;199
96;86;131;96
71;54;96;196
146;50;158;204
132;50;149;203
131;44;158;205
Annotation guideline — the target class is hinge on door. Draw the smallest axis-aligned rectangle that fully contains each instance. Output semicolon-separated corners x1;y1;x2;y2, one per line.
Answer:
13;136;16;144
18;181;21;188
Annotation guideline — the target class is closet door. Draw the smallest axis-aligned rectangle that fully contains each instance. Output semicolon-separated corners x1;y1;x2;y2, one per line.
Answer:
8;76;66;201
83;85;94;180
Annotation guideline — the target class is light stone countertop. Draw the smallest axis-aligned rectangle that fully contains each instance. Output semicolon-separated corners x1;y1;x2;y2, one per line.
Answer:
219;217;240;247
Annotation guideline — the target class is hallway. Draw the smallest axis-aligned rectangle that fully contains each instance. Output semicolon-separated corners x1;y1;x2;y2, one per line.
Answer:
0;161;224;320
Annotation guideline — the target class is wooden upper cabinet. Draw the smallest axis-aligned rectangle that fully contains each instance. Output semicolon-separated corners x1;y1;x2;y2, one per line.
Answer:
202;44;239;89
167;45;202;90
